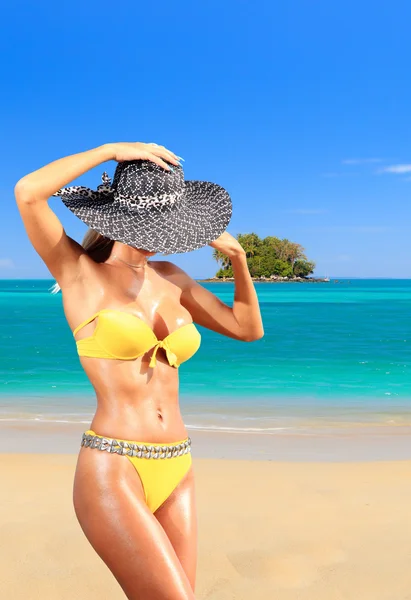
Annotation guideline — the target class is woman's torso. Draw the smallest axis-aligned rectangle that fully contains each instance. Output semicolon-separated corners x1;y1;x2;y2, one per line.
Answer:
62;257;194;443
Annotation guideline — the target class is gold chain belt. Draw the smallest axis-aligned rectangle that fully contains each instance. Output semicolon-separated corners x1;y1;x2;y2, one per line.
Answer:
81;432;192;459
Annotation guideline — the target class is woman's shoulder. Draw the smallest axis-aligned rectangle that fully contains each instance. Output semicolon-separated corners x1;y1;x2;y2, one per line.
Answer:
151;259;179;273
151;260;195;290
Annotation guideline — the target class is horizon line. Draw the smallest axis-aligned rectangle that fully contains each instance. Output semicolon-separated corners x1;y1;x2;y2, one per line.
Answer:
0;276;410;282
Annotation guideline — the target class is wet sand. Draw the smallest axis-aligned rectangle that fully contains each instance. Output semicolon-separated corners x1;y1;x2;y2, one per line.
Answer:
1;419;411;461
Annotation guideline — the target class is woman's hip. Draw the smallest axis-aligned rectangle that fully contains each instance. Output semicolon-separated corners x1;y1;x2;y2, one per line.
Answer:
78;429;193;514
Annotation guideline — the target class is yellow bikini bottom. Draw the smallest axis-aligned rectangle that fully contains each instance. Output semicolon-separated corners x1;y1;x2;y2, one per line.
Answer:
83;430;192;514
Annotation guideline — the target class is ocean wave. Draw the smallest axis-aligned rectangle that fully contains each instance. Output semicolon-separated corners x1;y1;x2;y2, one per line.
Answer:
0;415;290;432
185;423;289;432
0;417;91;424
1;412;411;433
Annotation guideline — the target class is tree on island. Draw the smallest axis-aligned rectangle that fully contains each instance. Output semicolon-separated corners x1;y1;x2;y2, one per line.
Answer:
212;233;315;279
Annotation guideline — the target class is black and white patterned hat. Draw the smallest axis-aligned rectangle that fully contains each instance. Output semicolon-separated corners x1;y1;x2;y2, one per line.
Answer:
52;160;232;254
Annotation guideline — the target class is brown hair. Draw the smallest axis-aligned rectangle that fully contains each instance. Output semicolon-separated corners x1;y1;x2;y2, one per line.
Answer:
50;229;115;294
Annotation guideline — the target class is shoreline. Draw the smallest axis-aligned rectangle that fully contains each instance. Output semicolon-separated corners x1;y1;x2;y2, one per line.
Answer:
1;420;411;461
3;393;411;429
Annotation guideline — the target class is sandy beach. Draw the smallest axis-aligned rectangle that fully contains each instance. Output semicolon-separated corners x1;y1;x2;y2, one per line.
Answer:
2;451;411;599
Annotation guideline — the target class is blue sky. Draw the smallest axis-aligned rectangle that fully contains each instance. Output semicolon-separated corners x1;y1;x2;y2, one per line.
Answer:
1;0;410;279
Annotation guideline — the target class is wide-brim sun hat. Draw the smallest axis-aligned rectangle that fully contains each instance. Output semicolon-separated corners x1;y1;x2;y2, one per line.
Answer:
52;160;232;254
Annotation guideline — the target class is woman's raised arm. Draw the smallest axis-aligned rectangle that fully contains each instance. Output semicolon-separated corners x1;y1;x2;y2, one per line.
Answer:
14;142;179;288
167;232;264;341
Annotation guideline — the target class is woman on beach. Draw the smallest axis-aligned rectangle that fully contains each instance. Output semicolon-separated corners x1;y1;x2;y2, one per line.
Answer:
15;142;264;600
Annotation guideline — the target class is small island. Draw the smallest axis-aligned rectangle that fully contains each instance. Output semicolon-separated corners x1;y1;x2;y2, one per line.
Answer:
198;233;330;283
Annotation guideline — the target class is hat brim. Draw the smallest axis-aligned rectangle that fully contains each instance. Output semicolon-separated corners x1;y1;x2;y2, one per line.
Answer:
56;180;232;254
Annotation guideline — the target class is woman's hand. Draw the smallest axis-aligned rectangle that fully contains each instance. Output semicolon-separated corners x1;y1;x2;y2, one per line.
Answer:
209;232;246;258
105;142;181;171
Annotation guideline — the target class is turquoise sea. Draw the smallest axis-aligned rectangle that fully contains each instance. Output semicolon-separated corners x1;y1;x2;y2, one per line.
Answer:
1;279;410;433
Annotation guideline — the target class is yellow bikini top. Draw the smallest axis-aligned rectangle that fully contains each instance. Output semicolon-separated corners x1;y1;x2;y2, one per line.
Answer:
73;308;201;368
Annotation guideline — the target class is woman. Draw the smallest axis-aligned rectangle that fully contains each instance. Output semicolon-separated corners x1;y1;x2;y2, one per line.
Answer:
15;141;264;600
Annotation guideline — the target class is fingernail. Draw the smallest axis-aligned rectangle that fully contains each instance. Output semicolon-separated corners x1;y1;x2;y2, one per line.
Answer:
169;167;174;172
177;156;185;162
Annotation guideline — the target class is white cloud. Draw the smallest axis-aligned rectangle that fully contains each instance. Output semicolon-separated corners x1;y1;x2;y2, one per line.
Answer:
379;164;411;174
0;258;15;269
342;158;383;165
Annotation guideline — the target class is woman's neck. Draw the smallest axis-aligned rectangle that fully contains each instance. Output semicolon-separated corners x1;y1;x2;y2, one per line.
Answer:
110;241;156;267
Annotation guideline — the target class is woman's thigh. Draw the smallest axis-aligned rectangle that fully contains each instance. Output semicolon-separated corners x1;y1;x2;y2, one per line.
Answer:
154;465;198;591
73;448;195;600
